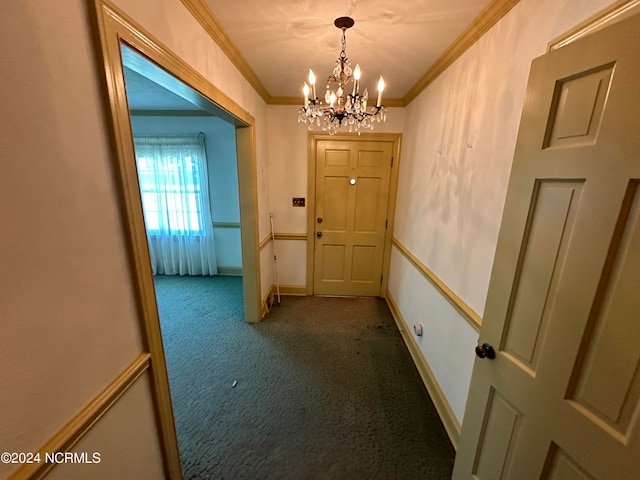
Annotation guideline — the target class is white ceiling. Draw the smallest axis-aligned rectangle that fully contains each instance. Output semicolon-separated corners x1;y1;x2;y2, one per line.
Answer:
201;0;493;100
120;1;496;113
122;44;236;123
124;66;201;111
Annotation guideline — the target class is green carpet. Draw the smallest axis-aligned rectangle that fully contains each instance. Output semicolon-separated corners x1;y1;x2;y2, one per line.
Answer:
154;275;454;479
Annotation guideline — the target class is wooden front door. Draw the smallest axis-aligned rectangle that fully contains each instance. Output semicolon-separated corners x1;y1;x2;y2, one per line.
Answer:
312;138;394;296
453;13;640;480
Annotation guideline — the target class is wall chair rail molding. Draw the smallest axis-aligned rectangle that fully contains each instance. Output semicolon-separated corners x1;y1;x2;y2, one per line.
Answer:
391;238;482;331
213;221;241;229
259;233;307;250
259;234;272;251
274;232;307;241
385;292;461;449
8;354;151;480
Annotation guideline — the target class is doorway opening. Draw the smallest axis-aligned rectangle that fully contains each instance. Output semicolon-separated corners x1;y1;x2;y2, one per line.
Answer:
119;44;248;473
92;1;262;474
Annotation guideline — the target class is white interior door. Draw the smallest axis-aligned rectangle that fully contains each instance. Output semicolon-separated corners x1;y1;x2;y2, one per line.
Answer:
453;13;640;480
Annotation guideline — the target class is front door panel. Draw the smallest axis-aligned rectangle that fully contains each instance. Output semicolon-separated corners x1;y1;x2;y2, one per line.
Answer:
313;140;393;296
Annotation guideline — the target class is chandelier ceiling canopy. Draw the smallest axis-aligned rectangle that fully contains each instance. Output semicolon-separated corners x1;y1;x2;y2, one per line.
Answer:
298;16;386;135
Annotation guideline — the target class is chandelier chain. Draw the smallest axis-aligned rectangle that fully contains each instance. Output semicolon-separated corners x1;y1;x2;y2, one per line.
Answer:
339;29;348;62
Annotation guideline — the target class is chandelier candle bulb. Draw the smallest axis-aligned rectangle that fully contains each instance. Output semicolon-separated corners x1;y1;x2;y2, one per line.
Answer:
298;16;387;135
377;76;385;107
308;69;316;100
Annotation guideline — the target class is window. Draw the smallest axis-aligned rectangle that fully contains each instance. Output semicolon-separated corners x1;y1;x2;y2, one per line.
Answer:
134;135;209;236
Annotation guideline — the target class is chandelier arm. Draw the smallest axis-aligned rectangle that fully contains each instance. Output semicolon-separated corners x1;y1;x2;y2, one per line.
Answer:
300;16;387;135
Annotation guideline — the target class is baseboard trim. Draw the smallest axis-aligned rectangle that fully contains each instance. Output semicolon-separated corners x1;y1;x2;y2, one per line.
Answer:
278;285;308;296
385;292;461;450
261;287;275;318
8;353;151;480
392;238;481;331
217;266;243;276
260;284;310;317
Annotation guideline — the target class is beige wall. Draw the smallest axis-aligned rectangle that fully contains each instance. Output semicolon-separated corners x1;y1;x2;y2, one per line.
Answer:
390;0;619;424
45;373;165;480
1;0;275;477
0;0;164;477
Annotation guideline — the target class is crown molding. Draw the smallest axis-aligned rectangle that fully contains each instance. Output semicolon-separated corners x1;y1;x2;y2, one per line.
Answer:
182;0;520;109
180;0;271;104
268;96;305;106
548;0;640;51
181;0;407;108
403;0;520;105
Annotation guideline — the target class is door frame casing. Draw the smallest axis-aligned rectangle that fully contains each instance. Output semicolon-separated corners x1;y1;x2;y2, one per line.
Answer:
306;133;402;296
91;1;262;478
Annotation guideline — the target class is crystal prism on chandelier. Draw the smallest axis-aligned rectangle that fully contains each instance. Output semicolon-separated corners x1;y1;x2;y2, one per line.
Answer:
298;16;386;135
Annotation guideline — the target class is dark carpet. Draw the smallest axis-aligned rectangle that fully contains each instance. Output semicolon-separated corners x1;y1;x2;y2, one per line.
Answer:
154;275;455;480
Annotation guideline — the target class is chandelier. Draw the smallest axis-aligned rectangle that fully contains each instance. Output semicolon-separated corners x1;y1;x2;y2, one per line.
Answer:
298;16;386;135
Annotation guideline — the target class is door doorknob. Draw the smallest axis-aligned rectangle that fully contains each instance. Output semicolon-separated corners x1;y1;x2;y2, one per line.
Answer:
475;343;496;359
316;232;323;238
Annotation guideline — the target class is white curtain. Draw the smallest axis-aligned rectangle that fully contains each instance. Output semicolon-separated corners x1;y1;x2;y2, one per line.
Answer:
134;134;218;275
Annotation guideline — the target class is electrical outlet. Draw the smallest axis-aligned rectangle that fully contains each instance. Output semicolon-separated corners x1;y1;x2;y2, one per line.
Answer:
292;197;305;207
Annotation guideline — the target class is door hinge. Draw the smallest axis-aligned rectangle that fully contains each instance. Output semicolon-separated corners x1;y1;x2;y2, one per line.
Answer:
380;275;383;284
391;156;394;167
385;219;388;229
